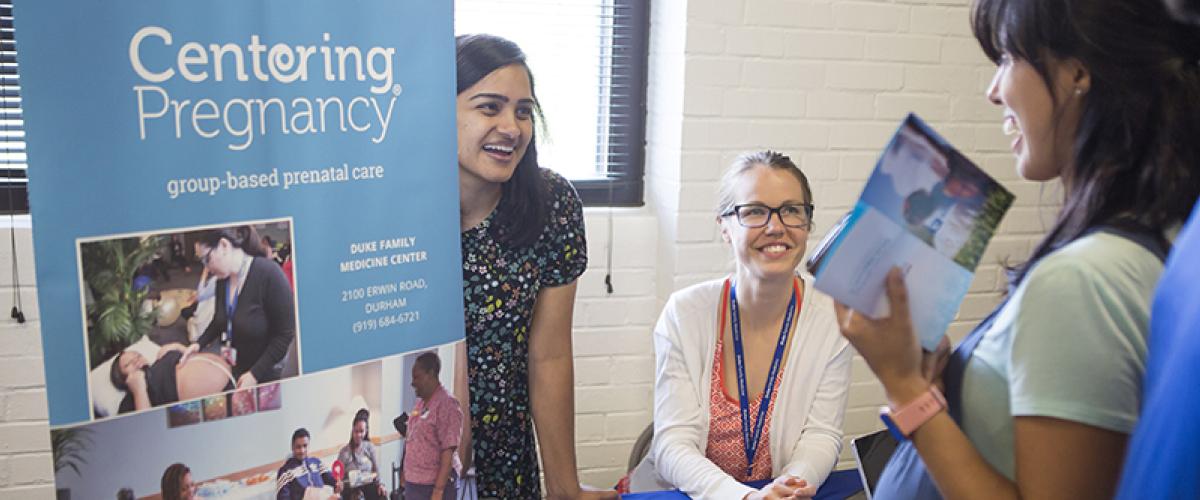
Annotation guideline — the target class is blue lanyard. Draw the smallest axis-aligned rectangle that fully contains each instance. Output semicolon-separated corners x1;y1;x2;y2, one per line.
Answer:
224;277;239;345
729;278;798;477
223;256;252;345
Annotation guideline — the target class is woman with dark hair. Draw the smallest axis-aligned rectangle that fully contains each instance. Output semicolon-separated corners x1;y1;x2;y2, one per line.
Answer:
161;462;194;500
455;34;601;499
185;225;296;389
108;342;233;413
338;410;385;500
835;0;1200;498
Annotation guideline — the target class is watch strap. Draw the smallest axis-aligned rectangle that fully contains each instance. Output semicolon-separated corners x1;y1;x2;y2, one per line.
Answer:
879;385;947;441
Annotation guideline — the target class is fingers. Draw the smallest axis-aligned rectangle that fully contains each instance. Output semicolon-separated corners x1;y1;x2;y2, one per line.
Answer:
934;336;951;357
765;477;809;499
832;301;852;326
793;483;818;498
885;267;910;323
934;336;952;368
921;336;949;379
833;301;868;338
180;343;199;363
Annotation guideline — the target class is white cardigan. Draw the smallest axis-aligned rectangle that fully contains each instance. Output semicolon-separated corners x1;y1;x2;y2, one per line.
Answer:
630;276;853;499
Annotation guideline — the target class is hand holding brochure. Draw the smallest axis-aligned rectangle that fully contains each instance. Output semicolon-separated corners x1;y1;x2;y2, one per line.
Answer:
807;114;1014;350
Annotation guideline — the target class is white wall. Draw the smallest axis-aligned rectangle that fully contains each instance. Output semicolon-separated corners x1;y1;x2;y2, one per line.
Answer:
0;223;53;499
0;1;1060;497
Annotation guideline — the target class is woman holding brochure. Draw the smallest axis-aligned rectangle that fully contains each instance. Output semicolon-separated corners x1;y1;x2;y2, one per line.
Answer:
453;34;609;499
631;151;853;499
835;0;1200;498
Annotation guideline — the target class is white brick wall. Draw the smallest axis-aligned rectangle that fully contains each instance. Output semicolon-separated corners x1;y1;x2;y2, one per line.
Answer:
0;222;55;500
1;1;1060;496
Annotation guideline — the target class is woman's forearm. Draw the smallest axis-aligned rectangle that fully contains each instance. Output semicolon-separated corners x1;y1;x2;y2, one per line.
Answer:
782;342;853;485
132;386;152;411
528;283;582;499
889;379;1017;500
531;347;580;497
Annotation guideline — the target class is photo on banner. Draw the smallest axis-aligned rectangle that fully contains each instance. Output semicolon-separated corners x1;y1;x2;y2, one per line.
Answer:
14;0;465;497
49;343;463;499
79;219;301;420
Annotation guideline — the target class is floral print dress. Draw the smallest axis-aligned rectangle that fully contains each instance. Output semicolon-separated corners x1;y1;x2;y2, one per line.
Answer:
461;169;587;498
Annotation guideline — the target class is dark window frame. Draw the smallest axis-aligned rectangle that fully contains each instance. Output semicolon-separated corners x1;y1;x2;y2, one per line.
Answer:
573;0;649;208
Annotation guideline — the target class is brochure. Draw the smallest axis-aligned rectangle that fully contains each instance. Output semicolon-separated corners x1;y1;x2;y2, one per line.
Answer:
807;114;1014;350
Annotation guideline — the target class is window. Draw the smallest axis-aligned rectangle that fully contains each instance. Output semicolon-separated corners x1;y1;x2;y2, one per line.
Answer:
0;0;24;214
456;0;649;207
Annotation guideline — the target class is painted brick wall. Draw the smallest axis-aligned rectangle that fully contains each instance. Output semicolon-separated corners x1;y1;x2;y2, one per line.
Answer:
0;0;1060;497
0;223;54;499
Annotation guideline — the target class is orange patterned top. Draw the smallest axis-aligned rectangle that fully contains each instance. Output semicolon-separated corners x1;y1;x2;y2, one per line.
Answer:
703;281;788;483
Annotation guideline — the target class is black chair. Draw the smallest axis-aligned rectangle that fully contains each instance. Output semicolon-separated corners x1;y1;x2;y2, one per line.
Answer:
627;423;654;473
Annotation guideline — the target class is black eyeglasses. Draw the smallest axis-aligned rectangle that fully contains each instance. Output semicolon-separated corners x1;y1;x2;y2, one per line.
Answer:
721;203;814;228
198;248;213;266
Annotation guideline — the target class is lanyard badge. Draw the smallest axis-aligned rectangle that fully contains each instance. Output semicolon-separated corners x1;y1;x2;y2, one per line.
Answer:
729;278;798;477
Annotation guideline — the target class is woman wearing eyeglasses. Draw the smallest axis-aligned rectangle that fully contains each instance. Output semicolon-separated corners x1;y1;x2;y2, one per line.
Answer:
630;151;853;499
186;225;296;389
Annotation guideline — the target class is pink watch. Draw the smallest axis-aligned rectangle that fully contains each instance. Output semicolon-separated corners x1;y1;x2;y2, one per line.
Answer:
879;385;946;441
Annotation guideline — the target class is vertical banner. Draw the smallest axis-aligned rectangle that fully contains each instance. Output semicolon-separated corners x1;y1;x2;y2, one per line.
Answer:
17;1;462;497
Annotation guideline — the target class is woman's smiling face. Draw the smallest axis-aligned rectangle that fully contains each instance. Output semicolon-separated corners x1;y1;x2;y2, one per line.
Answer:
986;53;1087;182
720;164;812;283
456;63;535;188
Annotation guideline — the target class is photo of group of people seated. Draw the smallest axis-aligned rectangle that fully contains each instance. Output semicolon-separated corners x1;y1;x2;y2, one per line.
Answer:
272;350;464;500
253;352;464;500
51;346;466;500
84;222;299;419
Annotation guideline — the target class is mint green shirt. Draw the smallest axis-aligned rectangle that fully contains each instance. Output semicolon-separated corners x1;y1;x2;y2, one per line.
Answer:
960;232;1164;479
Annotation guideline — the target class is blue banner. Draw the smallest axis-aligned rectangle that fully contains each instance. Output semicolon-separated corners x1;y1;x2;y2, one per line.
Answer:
18;1;462;428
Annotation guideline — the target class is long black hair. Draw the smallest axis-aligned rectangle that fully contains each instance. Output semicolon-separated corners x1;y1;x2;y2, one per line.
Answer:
161;463;190;500
196;225;268;258
109;350;131;391
972;0;1200;286
347;407;370;450
456;33;549;248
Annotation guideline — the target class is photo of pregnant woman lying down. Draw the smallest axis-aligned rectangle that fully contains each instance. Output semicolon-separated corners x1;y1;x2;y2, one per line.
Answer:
109;342;235;413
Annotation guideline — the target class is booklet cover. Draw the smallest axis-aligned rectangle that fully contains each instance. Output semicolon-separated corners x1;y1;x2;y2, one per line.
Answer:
807;114;1014;350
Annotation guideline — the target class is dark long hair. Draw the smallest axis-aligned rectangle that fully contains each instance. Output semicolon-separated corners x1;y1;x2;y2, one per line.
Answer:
161;463;189;500
347;408;370;450
972;0;1200;286
456;33;549;248
109;350;130;391
196;225;268;258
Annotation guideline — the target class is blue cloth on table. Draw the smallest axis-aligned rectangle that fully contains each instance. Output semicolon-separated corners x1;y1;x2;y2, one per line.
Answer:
621;469;862;499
